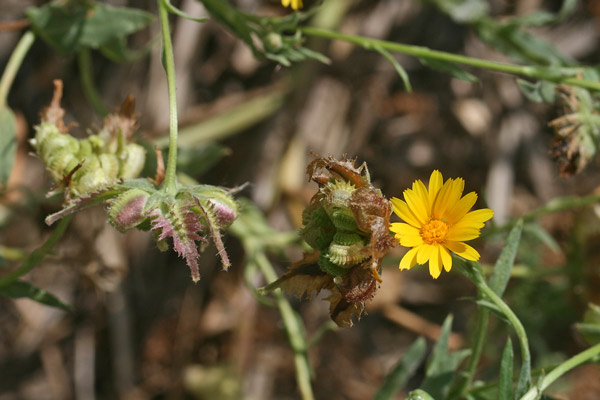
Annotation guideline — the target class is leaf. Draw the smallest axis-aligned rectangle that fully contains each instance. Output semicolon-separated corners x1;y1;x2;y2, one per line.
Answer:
0;280;70;311
422;315;471;399
163;0;207;23
522;223;560;254
489;219;523;296
375;337;427;400
428;0;489;23
517;79;556;103
374;44;412;92
99;36;155;64
405;389;436;400
0;107;17;188
418;58;478;83
26;3;154;55
498;338;514;400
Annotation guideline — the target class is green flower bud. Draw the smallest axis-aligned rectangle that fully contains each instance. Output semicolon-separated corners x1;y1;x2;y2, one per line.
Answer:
108;188;150;232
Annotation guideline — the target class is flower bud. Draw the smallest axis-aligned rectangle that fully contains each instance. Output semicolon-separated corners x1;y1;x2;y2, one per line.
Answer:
107;188;150;232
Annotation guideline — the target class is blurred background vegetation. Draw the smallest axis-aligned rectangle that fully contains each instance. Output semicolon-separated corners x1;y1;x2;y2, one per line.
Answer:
1;0;600;399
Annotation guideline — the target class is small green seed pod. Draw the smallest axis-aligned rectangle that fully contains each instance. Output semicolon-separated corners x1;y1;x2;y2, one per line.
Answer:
330;207;358;231
327;242;366;266
318;254;350;276
301;224;334;251
40;133;79;164
310;206;333;227
76;168;110;196
120;143;146;179
332;231;363;246
108;188;150;232
322;179;355;208
99;153;120;181
406;390;436;400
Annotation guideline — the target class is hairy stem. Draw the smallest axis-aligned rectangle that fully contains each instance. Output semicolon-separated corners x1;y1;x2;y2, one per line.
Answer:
158;0;179;195
255;252;314;400
520;342;600;400
301;27;600;91
0;30;35;108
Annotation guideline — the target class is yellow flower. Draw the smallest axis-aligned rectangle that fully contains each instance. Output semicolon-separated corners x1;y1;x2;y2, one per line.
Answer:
281;0;303;10
390;170;494;279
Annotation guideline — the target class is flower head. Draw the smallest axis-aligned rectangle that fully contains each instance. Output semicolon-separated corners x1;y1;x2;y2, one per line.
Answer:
390;170;493;279
281;0;303;10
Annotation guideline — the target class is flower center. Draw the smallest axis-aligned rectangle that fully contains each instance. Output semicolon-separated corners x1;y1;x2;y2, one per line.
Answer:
420;219;449;244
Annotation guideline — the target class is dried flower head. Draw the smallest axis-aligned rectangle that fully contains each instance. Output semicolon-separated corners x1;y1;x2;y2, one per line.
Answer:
391;170;493;279
263;155;395;327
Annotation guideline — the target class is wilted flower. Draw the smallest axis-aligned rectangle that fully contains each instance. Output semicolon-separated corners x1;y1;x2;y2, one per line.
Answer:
390;170;493;279
263;155;396;327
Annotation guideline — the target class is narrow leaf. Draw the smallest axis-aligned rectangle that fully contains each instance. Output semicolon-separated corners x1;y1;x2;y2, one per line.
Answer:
517;79;556;103
374;44;412;92
498;337;514;400
0;107;17;188
419;58;478;83
163;0;208;22
0;280;70;311
489;219;523;296
375;337;427;400
522;223;560;253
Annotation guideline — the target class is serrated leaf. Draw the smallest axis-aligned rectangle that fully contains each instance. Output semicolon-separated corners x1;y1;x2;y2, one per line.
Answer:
0;280;71;311
517;79;556;103
419;58;478;83
498;338;514;400
0;107;17;188
422;315;471;399
489;219;523;296
26;3;153;55
375;337;427;400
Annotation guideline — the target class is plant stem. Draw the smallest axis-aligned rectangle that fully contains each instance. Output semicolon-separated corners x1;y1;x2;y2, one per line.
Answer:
158;0;179;195
450;308;490;399
0;214;72;287
520;342;600;400
477;280;531;390
300;27;600;91
254;252;315;400
77;48;109;117
0;30;35;108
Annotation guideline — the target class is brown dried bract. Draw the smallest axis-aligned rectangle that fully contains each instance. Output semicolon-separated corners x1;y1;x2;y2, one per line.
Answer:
264;155;396;327
102;96;139;141
41;80;67;133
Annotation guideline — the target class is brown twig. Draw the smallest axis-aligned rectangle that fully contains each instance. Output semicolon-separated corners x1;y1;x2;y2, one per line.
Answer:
0;19;30;32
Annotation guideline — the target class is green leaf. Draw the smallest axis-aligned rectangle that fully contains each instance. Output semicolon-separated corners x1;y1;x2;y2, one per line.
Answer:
489;219;523;296
375;337;427;400
428;0;490;23
0;107;17;188
418;58;478;83
516;79;556;103
163;0;208;23
522;223;560;254
498;338;514;400
422;315;471;399
26;3;154;55
0;280;71;311
374;44;412;92
99;36;155;64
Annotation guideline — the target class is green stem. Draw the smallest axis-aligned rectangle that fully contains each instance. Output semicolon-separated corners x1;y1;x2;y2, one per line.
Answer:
77;48;109;117
520;342;600;400
477;279;531;390
0;30;35;108
0;214;72;287
450;308;490;399
254;252;314;400
158;0;179;195
300;27;600;91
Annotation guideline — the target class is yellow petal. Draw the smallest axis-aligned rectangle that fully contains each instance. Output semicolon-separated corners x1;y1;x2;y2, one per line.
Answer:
446;191;477;225
391;197;422;228
429;245;443;279
428;170;443;210
435;178;466;220
282;0;291;6
453;208;494;230
413;179;430;216
292;0;303;9
445;240;481;261
399;247;419;270
390;222;418;235
398;233;424;247
404;186;428;225
446;226;481;241
440;245;452;272
416;243;434;264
